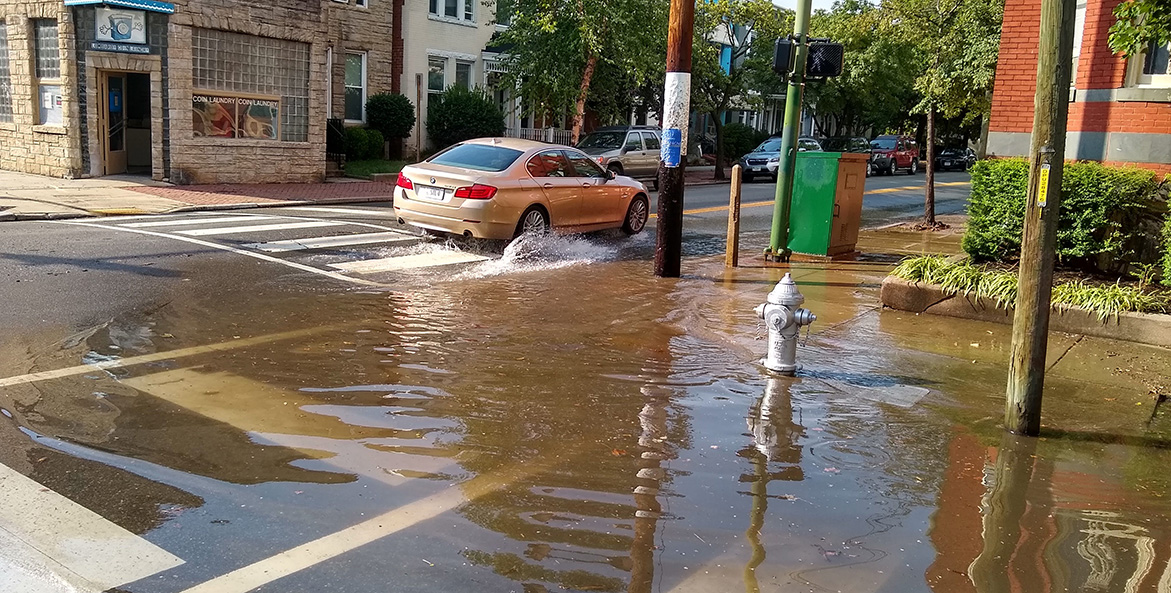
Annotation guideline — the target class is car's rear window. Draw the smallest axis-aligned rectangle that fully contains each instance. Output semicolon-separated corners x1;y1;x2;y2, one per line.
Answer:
429;144;524;172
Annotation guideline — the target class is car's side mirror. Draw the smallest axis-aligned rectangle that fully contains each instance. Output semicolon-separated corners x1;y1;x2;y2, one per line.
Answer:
606;169;616;180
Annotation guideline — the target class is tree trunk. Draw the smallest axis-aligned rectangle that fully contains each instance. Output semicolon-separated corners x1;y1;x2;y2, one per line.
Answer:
712;113;725;180
976;94;992;158
924;106;937;225
571;53;599;145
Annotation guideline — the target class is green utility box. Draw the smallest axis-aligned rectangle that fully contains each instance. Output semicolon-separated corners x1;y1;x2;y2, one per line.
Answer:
787;151;868;257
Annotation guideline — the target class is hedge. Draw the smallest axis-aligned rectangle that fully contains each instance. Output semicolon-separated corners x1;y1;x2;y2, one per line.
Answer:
425;86;505;150
722;122;770;162
366;93;415;140
1162;215;1171;287
344;127;385;161
962;159;1163;273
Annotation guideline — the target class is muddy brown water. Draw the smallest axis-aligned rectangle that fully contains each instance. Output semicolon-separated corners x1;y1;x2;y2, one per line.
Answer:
2;232;1170;593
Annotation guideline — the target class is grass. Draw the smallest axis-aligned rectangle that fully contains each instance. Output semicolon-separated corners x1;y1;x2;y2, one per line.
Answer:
345;159;405;180
891;255;1169;320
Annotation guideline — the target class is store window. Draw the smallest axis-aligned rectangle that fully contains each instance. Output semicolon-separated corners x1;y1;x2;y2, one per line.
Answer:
1137;41;1170;87
455;61;472;89
345;53;366;122
429;0;472;21
34;19;61;125
428;56;446;100
192;28;310;141
0;23;11;124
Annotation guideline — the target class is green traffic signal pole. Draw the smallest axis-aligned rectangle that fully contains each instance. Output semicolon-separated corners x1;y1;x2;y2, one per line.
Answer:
766;0;813;262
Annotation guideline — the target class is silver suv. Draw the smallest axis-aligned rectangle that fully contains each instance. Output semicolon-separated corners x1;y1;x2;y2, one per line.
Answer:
575;126;662;188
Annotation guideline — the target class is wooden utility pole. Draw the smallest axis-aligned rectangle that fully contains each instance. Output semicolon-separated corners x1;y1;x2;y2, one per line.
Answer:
654;0;695;277
1004;0;1076;436
725;164;742;267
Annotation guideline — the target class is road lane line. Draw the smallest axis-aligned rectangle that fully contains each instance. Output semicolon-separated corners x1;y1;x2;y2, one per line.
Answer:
0;462;184;591
245;231;417;253
120;215;280;228
50;221;392;287
177;220;348;236
284;207;397;216
0;326;334;388
329;251;489;274
651;181;971;218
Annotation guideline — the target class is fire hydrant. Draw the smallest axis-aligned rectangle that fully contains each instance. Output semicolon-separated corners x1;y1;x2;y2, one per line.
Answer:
754;273;816;375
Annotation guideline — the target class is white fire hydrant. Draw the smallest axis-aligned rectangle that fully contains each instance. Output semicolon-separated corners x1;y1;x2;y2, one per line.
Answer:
754;273;816;375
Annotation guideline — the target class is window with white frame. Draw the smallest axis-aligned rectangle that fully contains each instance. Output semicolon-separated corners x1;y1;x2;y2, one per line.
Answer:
34;19;61;125
428;56;446;100
355;0;366;6
429;0;473;21
345;52;366;122
455;61;473;89
0;22;12;123
1136;41;1170;87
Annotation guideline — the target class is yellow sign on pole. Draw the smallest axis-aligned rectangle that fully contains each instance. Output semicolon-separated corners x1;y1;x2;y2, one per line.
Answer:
1036;163;1051;207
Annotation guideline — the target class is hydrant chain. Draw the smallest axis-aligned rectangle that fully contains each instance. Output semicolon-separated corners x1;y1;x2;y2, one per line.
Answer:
755;272;816;376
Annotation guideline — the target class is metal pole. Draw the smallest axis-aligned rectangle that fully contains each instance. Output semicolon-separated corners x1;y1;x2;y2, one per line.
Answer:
765;0;812;262
414;73;423;163
1005;0;1076;436
655;0;695;278
726;164;742;267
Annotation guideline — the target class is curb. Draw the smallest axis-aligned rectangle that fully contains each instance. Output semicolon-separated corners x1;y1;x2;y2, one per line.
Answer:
880;276;1171;348
5;211;94;221
1;195;396;221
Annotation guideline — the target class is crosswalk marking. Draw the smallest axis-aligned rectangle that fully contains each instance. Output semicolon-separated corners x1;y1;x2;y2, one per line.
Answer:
285;207;396;217
176;221;348;237
329;251;489;274
119;215;279;228
244;231;417;253
0;462;184;592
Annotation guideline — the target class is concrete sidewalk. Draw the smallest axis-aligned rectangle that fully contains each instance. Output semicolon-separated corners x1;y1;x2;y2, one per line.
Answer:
0;170;396;221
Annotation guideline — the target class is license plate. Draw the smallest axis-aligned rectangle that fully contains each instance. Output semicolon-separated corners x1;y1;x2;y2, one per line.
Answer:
943;161;952;166
415;185;447;202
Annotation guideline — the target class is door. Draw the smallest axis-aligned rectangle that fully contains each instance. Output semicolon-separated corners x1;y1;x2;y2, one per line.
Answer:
101;73;128;175
566;149;625;225
622;132;645;176
640;132;661;177
526;150;581;226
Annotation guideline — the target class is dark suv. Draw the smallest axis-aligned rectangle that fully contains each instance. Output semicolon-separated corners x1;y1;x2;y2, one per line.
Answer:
820;136;873;176
870;135;920;175
576;126;662;188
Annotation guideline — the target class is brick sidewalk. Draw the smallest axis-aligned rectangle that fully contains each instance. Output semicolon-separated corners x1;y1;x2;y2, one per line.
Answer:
130;181;396;206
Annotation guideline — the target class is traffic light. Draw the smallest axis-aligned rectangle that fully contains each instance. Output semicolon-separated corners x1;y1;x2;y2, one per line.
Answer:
806;42;844;78
773;38;793;77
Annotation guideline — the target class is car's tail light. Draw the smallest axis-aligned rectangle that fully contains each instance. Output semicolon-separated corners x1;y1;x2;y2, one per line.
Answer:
396;172;414;190
453;184;497;199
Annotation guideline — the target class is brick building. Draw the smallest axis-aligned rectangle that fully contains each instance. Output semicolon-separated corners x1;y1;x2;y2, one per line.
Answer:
987;0;1171;176
0;0;400;184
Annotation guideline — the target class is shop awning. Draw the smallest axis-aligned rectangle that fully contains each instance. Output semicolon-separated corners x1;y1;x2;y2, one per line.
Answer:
63;0;175;14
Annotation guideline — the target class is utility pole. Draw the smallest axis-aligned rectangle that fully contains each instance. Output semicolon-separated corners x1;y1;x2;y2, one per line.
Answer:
655;0;695;278
1004;0;1076;436
765;0;812;262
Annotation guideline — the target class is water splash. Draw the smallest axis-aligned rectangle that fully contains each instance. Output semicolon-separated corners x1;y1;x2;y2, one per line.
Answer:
457;232;620;279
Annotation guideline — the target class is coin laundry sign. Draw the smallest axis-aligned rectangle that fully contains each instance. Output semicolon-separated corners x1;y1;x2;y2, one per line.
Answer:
91;7;149;53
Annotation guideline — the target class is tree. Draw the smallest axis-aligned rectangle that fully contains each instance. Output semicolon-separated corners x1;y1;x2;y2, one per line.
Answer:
493;0;668;144
1109;0;1171;56
804;0;919;137
366;93;415;159
885;0;1003;226
690;0;792;180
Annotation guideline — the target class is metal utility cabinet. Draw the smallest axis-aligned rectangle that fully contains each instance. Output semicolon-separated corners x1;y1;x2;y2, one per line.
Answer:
786;152;868;257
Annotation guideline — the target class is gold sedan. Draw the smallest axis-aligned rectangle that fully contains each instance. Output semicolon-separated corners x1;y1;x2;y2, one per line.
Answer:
393;138;651;240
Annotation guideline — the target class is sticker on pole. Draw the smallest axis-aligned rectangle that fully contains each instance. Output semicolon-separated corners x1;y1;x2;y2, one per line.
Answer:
662;128;682;168
1036;163;1050;207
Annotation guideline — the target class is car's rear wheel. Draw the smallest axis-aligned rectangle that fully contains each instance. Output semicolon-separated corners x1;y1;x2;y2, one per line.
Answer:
515;206;550;238
622;195;649;235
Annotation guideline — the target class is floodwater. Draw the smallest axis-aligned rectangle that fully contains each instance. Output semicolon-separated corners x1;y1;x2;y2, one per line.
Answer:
2;231;1170;593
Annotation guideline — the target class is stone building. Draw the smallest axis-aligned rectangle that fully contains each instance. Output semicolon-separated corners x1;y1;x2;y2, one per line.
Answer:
0;0;401;184
987;0;1171;175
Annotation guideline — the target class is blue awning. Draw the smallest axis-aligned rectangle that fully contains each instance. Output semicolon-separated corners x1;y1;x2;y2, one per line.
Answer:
63;0;175;14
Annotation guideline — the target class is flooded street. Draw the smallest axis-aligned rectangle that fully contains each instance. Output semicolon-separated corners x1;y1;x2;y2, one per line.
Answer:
2;229;1170;593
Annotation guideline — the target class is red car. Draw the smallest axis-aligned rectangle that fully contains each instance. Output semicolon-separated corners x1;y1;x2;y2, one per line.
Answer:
869;135;920;175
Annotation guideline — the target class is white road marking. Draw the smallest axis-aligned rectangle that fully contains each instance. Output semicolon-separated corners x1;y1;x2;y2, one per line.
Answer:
0;326;335;389
284;207;396;217
176;220;347;236
245;231;416;253
0;462;184;592
51;221;391;287
119;215;280;228
329;251;489;274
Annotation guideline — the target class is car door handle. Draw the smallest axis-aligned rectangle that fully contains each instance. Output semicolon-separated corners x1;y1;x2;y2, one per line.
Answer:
543;183;554;189
581;183;592;188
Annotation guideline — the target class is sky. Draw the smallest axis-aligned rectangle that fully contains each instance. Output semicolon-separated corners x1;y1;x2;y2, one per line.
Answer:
771;0;840;13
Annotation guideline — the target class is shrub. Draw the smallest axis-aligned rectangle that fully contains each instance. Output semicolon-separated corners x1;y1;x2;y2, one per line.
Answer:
962;159;1161;271
366;93;415;140
425;86;506;150
343;127;385;161
722;122;769;162
1162;214;1171;287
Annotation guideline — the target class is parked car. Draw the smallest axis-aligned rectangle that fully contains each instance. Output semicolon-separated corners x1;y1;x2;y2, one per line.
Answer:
870;135;920;175
820;136;874;176
934;147;977;171
576;126;662;189
394;138;650;241
737;135;823;182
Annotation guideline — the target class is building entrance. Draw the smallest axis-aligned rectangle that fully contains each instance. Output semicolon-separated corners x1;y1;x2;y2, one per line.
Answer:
98;71;151;175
